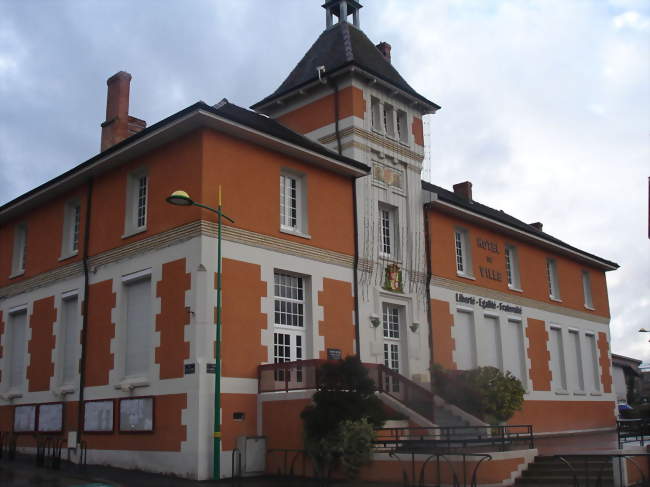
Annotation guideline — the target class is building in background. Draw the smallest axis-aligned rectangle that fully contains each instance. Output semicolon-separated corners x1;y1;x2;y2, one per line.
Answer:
0;0;620;481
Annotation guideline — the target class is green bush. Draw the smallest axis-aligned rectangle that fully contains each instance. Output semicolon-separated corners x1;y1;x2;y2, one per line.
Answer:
433;365;525;423
301;356;385;480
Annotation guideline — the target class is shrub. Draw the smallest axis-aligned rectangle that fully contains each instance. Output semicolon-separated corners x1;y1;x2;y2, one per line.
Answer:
433;365;525;423
301;356;385;481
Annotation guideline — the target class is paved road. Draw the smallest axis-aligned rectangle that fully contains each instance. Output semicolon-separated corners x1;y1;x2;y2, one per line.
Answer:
0;456;398;487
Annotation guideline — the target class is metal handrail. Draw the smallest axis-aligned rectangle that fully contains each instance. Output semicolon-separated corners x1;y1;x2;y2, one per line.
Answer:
555;454;650;487
375;425;534;452
390;450;492;487
617;418;650;448
258;359;436;422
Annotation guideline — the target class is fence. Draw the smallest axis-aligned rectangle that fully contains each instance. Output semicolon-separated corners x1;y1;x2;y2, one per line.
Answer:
375;425;534;453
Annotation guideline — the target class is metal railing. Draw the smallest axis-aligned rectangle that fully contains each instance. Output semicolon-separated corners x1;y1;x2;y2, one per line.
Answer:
365;364;435;422
258;360;436;422
554;454;650;487
0;431;16;460
375;425;534;453
618;419;650;448
389;450;492;487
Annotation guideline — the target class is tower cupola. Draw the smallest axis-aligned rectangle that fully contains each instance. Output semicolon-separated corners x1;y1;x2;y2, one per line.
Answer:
323;0;362;29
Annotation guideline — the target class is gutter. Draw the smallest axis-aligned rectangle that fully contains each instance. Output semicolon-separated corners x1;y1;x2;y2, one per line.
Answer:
76;178;94;446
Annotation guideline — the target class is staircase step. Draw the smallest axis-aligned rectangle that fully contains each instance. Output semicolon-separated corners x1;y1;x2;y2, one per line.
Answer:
515;477;614;486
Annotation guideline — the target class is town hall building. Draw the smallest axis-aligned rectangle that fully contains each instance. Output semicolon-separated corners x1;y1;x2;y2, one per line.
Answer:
0;1;619;482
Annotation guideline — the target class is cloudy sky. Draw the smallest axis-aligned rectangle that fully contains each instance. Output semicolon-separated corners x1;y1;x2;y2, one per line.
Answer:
1;0;648;361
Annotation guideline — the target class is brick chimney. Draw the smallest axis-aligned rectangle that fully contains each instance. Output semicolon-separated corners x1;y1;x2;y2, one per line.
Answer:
100;71;146;152
453;181;473;201
376;42;392;64
530;222;543;231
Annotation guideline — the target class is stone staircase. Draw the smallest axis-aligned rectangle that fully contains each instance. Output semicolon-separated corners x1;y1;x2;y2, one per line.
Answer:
515;456;614;487
434;404;472;429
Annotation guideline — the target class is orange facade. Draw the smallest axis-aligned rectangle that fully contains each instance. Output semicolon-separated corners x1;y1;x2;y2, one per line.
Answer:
508;400;616;433
220;258;268;379
155;259;191;380
525;318;552;391
317;278;355;360
27;297;57;392
277;86;366;135
427;210;610;318
0;127;356;289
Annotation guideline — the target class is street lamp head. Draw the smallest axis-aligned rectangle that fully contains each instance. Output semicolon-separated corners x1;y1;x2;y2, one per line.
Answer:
166;190;193;206
640;328;649;333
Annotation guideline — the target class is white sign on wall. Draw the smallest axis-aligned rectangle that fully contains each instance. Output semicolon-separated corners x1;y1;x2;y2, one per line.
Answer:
14;405;36;432
38;403;64;432
119;397;154;432
84;400;114;432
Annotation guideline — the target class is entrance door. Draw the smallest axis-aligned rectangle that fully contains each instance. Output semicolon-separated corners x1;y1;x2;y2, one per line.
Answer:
382;303;402;392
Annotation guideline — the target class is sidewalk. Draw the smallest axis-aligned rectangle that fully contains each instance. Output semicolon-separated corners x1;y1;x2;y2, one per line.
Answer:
0;454;397;487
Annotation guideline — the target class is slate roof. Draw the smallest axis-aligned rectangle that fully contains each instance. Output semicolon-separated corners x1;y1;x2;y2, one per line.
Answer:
251;22;440;111
211;100;369;172
0;100;369;217
422;181;619;270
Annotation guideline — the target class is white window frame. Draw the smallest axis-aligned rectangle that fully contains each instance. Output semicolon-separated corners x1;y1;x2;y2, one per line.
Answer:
371;96;382;132
279;170;309;238
505;244;521;291
11;223;27;277
582;270;594;309
383;103;395;138
117;268;153;388
549;325;568;393
379;204;398;260
454;228;473;278
584;332;601;394
546;258;561;301
4;307;28;396
56;291;80;392
123;168;148;237
60;200;81;260
396;109;408;144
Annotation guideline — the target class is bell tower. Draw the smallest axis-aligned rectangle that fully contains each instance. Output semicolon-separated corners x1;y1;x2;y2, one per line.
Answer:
251;1;440;389
323;0;362;28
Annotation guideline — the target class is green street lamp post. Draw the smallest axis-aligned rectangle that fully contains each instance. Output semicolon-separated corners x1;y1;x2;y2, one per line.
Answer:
166;188;234;480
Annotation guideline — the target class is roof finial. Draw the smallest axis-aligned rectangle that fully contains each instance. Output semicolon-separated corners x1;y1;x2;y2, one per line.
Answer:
323;1;362;29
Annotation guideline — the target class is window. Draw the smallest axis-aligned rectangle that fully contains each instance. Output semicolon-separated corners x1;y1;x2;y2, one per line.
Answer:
61;201;81;258
503;319;527;385
7;309;27;391
396;110;408;144
583;333;600;392
546;258;560;300
383;103;395;137
11;223;27;276
582;271;593;309
280;172;307;235
454;228;472;276
454;310;477;370
274;272;304;328
549;326;567;391
371;97;381;131
568;330;584;392
124;170;148;236
482;315;502;370
273;271;307;383
59;294;80;386
382;303;402;392
123;274;152;378
505;245;521;290
379;205;398;259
